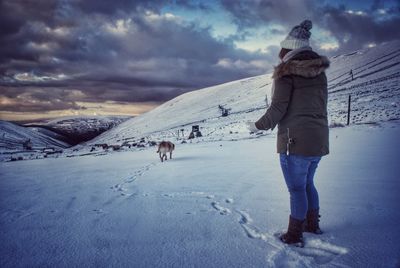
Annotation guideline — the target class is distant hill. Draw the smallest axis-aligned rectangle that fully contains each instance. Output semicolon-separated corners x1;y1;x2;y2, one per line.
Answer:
0;120;70;152
24;115;132;145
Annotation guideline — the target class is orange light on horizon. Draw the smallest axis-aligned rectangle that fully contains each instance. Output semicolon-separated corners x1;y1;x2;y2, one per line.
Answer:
0;101;161;122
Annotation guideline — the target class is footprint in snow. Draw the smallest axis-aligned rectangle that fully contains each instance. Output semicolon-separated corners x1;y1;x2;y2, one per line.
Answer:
65;196;77;210
237;210;269;240
111;184;125;192
125;176;137;183
225;198;234;203
211;201;231;215
295;238;348;265
110;184;128;196
92;208;105;214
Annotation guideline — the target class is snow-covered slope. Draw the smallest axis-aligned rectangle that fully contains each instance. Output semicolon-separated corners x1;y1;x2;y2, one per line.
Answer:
26;115;131;145
327;41;400;123
0;120;70;152
91;40;400;146
90;74;271;145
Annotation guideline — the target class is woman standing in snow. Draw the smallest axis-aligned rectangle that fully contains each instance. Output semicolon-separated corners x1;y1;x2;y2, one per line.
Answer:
247;20;330;246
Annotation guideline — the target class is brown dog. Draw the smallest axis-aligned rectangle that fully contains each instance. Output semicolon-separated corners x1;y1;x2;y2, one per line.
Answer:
157;141;175;162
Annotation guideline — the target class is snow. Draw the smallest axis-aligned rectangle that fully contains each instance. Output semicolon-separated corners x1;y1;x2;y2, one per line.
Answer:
1;120;399;267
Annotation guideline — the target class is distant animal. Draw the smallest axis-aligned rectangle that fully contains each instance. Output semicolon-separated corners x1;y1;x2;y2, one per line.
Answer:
157;141;175;162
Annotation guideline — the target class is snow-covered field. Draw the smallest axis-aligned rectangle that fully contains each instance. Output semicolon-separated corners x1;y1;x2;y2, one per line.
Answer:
1;120;399;268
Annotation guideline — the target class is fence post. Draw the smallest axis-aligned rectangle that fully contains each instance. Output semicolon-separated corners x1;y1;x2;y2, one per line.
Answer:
347;94;351;125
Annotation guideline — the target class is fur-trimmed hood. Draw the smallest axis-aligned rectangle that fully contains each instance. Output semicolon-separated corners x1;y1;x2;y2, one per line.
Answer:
273;55;330;79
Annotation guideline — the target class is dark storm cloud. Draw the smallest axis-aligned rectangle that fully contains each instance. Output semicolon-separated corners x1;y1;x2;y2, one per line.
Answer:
0;87;85;112
219;0;316;29
5;0;398;115
173;0;213;11
0;0;275;113
316;4;400;54
0;101;83;112
220;0;400;55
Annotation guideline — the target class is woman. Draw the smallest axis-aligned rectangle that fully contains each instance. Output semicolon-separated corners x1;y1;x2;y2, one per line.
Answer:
247;20;330;246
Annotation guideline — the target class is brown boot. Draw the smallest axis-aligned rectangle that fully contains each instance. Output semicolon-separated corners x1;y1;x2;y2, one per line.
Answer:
303;209;323;234
280;216;304;247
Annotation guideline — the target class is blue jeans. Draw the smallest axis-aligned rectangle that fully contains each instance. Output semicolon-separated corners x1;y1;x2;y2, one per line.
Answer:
279;153;322;221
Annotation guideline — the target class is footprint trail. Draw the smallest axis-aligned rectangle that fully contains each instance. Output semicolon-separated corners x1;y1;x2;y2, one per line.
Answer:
110;162;157;196
207;195;348;267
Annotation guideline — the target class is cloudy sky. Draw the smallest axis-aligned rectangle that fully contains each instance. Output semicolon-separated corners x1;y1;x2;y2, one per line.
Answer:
1;0;399;121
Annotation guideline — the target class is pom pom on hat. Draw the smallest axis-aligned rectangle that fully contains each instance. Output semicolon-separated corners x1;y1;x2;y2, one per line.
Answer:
300;20;312;31
280;20;313;50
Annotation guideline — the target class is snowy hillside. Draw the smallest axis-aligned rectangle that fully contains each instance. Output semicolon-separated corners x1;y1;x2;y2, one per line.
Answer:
0;120;69;153
90;74;271;145
327;41;400;123
90;40;400;146
0;115;132;161
25;115;131;145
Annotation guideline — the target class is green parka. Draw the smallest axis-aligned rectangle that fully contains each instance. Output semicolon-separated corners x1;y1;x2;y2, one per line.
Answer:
255;50;330;156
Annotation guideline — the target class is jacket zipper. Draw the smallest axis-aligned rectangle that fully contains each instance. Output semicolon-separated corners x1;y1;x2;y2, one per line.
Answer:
286;128;290;155
286;128;294;155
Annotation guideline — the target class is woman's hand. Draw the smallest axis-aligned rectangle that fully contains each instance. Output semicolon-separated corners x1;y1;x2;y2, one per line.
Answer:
246;121;259;133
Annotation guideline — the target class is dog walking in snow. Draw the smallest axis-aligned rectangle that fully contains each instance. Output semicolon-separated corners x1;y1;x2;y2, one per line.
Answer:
157;141;175;162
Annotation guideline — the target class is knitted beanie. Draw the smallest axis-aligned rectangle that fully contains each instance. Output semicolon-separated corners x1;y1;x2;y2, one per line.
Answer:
280;20;312;50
